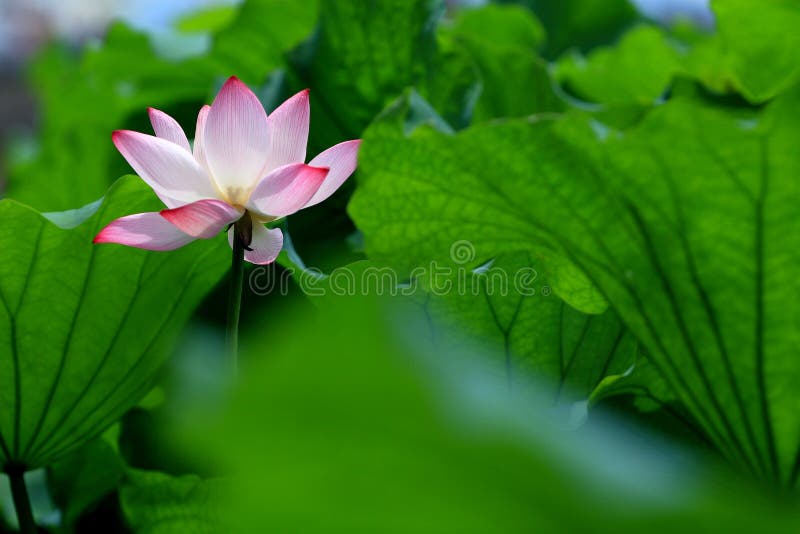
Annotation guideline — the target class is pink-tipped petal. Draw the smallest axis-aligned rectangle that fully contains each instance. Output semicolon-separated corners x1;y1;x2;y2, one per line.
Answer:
264;89;310;173
228;224;283;265
93;212;195;251
247;163;328;218
160;199;243;239
148;108;191;152
194;104;211;169
304;140;361;208
204;77;270;193
113;130;220;206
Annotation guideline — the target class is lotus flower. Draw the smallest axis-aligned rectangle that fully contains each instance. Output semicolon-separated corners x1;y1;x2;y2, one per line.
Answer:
94;76;361;264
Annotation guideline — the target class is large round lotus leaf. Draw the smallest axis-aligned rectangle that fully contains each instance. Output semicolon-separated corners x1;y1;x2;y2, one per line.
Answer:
0;177;228;470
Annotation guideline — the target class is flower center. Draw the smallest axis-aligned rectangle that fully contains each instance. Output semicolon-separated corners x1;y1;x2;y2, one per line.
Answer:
223;186;253;207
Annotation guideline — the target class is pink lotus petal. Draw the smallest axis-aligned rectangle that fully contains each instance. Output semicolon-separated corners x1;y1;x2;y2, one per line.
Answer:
204;76;270;195
228;224;283;265
113;130;220;207
247;163;328;218
193;104;211;170
148;108;191;152
93;212;195;251
160;199;243;239
264;89;309;173
304;140;361;208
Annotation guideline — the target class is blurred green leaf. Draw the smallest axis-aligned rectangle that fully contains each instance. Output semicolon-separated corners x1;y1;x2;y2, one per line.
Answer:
175;6;238;34
209;0;320;83
452;4;547;50
121;470;223;534
708;0;800;102
7;0;321;212
0;176;228;471
444;4;563;121
500;0;639;58
555;25;680;105
7;24;214;211
673;0;800;103
182;298;800;532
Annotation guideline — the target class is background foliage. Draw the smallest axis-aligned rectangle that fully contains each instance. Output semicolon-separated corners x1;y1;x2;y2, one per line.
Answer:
1;0;800;532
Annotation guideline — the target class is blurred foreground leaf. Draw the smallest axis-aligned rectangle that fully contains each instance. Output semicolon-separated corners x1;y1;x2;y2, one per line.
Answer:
177;298;799;532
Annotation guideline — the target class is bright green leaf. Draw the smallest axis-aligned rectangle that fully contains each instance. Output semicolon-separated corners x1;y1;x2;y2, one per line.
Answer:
452;4;546;50
175;6;238;34
349;93;602;314
348;86;800;486
710;0;800;102
0;177;228;471
347;96;640;402
555;25;680;105
415;252;636;401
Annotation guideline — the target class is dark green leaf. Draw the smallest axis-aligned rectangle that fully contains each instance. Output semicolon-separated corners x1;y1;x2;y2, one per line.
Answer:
6;25;214;211
47;437;124;524
297;0;438;139
121;470;223;534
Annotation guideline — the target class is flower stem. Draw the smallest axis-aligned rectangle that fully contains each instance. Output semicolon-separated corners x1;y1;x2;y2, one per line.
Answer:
6;464;36;534
226;228;246;373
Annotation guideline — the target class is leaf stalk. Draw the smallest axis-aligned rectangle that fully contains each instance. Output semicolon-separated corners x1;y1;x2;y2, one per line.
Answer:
6;464;36;534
